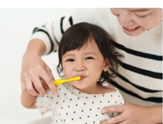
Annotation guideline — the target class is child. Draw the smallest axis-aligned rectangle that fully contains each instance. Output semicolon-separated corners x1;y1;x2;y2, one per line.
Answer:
21;22;124;124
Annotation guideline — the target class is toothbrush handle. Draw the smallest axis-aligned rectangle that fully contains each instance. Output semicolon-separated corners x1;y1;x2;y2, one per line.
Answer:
64;79;75;82
64;76;81;82
53;79;64;85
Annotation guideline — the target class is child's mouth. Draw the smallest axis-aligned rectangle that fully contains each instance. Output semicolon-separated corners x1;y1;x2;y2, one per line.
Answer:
78;75;86;81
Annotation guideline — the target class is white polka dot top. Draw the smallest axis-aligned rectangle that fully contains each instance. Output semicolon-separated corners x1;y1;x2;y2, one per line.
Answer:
35;82;124;124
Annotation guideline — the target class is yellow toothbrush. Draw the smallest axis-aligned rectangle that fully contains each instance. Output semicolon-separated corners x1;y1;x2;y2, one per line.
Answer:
53;76;81;85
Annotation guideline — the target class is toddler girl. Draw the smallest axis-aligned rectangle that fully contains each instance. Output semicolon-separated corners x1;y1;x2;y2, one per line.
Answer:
21;22;124;124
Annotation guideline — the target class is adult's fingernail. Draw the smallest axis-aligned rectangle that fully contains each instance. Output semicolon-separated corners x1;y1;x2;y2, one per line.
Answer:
102;109;106;113
54;91;58;95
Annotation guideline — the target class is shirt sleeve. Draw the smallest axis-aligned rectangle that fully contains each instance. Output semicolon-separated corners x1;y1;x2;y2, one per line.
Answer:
30;12;75;55
35;90;53;115
30;8;101;55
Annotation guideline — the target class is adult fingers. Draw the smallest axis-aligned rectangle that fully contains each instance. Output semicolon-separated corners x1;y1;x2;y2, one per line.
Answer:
45;66;55;80
118;121;128;124
25;78;39;96
32;77;47;95
39;69;58;95
102;105;124;114
100;114;126;124
43;83;49;91
45;66;58;88
20;77;26;92
41;78;49;91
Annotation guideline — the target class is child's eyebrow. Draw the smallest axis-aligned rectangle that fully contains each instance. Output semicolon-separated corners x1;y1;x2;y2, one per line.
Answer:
63;52;97;57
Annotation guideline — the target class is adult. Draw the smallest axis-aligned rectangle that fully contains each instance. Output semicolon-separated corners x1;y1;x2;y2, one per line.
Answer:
21;8;162;124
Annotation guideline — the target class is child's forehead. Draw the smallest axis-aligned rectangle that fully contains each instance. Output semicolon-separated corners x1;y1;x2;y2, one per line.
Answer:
81;39;97;48
75;39;98;51
63;40;99;56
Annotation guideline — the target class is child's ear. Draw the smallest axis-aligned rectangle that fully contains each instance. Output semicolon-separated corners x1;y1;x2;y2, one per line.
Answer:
103;59;110;71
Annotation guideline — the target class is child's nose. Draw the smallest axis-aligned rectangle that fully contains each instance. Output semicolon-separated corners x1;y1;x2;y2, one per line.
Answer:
75;65;86;71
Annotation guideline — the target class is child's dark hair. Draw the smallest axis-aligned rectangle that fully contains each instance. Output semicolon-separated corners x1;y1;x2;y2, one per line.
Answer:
57;22;123;84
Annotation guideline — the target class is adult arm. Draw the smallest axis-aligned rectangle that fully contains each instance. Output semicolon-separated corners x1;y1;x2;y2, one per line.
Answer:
21;39;57;96
21;90;37;109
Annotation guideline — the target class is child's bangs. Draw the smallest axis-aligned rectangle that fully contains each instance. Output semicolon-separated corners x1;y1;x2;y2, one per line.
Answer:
61;33;92;55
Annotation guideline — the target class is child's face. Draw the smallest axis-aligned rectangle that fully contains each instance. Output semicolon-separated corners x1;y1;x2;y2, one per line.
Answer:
62;38;109;91
111;8;162;36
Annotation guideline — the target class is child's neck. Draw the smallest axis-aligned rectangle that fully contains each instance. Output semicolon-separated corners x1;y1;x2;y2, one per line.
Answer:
73;84;115;94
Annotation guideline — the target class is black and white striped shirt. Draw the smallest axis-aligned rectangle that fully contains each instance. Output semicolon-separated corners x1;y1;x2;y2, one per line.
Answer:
31;8;162;107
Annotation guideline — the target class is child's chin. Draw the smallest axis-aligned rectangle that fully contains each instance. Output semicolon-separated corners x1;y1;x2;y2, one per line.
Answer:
71;83;87;90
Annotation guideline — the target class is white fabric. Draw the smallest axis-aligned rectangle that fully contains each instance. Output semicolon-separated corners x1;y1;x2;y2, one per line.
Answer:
35;82;124;124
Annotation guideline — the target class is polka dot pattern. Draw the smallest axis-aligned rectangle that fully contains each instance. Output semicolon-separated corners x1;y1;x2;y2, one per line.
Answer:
35;82;124;124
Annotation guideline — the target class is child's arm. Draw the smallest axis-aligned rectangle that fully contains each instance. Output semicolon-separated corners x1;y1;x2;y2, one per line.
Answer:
21;91;37;109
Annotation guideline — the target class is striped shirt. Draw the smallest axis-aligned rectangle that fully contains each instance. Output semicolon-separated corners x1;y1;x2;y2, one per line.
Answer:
31;8;162;107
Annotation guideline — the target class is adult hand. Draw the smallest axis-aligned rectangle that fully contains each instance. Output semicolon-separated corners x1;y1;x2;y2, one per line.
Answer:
100;102;155;124
20;52;58;96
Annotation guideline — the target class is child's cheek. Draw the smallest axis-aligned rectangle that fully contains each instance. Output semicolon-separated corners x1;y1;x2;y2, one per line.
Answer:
89;64;103;81
63;64;72;79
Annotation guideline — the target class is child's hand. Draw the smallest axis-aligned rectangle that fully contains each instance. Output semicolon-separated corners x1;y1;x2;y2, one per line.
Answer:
20;52;58;96
100;102;156;124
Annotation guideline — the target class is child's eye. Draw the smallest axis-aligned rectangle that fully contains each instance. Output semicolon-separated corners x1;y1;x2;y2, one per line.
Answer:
66;59;74;62
86;57;94;60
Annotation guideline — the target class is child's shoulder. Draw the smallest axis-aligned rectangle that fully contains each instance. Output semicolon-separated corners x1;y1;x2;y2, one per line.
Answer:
97;84;117;94
102;86;116;93
101;82;121;93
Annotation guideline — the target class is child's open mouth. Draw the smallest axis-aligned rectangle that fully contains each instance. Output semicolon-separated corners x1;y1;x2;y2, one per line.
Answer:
78;75;86;81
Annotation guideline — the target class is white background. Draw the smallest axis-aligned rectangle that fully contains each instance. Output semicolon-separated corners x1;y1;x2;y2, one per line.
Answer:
0;8;76;124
